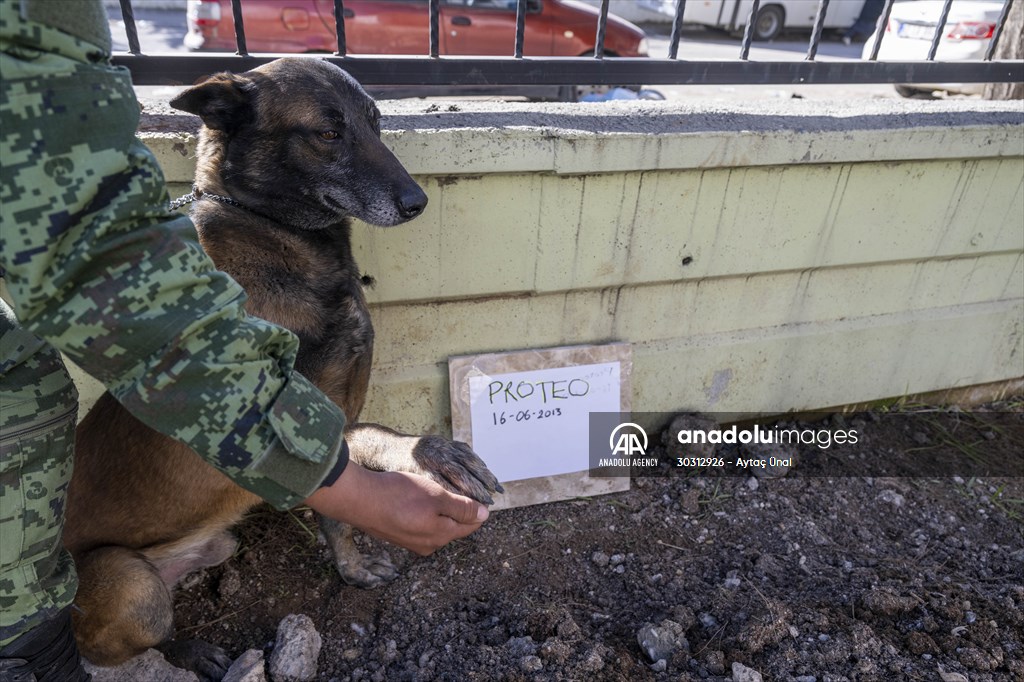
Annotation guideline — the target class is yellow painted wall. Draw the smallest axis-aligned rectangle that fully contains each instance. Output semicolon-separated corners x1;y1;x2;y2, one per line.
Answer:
74;102;1023;434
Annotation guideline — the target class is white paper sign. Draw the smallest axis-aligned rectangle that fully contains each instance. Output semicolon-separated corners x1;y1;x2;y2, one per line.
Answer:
467;361;621;482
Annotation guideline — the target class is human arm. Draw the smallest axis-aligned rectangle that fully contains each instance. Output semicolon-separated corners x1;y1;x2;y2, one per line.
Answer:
306;463;489;556
1;6;491;553
0;19;340;510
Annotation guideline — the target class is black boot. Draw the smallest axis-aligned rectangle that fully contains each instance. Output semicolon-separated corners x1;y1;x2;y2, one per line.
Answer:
0;608;90;682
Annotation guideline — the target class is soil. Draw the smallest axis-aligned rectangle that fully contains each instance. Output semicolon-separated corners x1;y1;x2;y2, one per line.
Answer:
173;400;1024;682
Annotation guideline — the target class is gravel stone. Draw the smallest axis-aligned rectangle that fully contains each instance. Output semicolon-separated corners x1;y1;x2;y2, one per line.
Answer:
223;650;267;682
269;614;322;682
519;655;543;673
731;661;764;682
637;619;688;663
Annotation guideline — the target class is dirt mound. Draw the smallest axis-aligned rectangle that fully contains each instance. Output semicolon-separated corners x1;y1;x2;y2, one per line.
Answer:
173;401;1023;681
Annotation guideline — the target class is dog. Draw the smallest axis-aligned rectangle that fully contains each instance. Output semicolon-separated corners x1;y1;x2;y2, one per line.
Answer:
62;58;501;680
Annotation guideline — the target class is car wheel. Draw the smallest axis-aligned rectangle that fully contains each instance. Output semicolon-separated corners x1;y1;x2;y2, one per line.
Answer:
557;85;581;102
894;85;937;99
753;5;785;41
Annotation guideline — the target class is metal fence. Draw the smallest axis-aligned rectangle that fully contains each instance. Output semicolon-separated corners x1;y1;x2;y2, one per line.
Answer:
114;0;1023;88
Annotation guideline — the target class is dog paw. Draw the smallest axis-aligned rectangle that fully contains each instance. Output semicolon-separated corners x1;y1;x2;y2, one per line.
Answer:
335;553;399;588
411;436;504;505
156;639;232;681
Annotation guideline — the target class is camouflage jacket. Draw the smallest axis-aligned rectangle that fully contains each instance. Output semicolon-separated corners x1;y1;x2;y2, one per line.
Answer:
0;0;348;509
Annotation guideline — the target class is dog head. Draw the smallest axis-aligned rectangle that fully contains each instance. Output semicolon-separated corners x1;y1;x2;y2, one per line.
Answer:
170;58;427;230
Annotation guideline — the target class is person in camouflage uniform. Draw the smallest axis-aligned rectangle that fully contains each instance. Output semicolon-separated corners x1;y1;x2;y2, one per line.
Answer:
0;1;489;677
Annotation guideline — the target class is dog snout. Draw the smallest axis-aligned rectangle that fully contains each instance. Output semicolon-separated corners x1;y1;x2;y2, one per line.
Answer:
397;186;428;220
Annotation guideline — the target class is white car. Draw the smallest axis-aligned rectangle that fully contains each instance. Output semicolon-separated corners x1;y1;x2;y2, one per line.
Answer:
640;0;865;41
862;0;1007;96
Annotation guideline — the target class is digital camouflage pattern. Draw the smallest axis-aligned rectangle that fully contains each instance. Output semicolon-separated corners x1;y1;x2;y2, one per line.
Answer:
0;0;347;645
0;301;79;646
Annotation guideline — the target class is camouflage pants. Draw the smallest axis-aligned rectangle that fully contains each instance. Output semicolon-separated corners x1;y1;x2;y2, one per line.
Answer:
0;299;79;647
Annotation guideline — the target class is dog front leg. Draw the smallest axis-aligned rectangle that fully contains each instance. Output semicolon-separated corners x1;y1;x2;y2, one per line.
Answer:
316;424;501;589
344;423;503;505
318;516;398;588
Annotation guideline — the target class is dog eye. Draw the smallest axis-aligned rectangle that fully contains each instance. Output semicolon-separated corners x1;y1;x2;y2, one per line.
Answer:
320;130;339;141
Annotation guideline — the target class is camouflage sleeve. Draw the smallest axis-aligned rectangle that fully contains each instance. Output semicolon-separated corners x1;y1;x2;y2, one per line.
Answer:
0;6;348;510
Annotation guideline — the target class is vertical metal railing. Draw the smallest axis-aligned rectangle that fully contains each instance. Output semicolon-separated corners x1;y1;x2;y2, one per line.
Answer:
806;0;830;61
739;0;762;60
927;0;955;61
118;0;141;55
113;0;1021;88
867;0;897;61
333;0;347;57
594;0;610;59
515;0;527;59
668;0;687;60
229;0;248;56
986;0;1016;60
429;0;440;58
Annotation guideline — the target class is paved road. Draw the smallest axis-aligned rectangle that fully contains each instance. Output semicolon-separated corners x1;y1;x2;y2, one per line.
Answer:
109;7;899;101
109;6;188;53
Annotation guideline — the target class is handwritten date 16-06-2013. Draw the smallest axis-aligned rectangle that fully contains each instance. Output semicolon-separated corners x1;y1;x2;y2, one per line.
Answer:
492;408;563;426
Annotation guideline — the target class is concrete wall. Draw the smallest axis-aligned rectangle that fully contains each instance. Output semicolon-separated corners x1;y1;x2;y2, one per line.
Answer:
102;98;1023;435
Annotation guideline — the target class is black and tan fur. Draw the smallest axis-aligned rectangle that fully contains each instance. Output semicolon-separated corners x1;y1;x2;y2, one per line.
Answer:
63;58;501;679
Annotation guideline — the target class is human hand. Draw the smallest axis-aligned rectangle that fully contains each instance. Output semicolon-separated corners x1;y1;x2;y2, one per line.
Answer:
305;462;489;555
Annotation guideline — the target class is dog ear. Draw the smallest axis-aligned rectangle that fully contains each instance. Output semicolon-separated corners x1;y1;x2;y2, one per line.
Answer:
169;72;254;133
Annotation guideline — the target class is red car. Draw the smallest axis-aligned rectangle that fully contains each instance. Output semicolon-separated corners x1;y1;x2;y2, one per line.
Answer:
184;0;649;58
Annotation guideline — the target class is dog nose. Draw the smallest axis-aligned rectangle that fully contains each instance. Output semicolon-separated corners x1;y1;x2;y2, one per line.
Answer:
398;187;428;220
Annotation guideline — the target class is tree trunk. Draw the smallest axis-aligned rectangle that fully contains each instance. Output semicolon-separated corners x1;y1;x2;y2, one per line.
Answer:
984;0;1024;99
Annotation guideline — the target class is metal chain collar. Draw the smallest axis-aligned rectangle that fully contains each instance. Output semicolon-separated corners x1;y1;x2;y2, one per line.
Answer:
168;184;246;212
